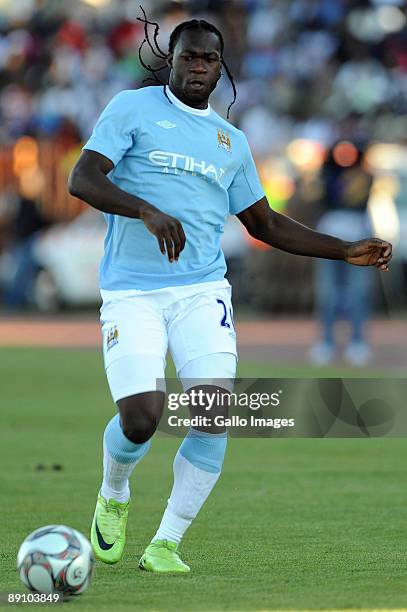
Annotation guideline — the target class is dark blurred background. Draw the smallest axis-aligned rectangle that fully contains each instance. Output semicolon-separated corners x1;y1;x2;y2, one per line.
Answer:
0;0;406;367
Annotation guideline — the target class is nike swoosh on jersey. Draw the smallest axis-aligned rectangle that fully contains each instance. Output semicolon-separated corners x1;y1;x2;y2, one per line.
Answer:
95;520;115;550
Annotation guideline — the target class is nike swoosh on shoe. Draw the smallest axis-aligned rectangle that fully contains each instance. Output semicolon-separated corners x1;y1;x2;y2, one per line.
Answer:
95;520;115;550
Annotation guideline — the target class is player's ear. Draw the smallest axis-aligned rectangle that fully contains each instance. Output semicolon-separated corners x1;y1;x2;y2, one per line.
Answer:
217;59;223;81
167;53;173;69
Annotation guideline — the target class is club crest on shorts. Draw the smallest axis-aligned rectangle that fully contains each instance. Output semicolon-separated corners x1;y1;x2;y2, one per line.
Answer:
217;129;232;153
106;325;119;351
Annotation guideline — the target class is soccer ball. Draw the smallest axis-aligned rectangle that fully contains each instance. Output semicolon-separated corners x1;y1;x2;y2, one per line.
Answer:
17;525;95;596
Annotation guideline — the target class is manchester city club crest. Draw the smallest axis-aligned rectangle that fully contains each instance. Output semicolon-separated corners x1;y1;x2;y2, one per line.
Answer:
106;325;119;351
217;129;232;153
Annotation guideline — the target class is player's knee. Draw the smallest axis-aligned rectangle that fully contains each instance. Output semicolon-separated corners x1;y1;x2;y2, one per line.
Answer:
187;384;230;435
118;392;164;444
121;419;155;444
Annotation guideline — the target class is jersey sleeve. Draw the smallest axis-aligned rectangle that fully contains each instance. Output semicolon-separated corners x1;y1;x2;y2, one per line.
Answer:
83;91;137;166
228;134;265;215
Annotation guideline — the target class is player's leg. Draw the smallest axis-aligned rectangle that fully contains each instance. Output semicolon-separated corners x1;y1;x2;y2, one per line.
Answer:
93;385;165;564
101;371;165;505
92;294;167;564
139;282;236;573
139;357;234;573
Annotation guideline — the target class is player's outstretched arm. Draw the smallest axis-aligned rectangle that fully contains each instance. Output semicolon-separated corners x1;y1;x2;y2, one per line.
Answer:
68;150;186;262
237;197;392;271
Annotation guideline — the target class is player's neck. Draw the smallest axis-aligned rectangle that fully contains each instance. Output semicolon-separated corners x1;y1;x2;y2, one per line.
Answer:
167;83;209;111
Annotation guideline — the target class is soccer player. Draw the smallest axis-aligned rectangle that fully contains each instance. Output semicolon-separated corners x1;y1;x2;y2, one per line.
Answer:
68;18;392;573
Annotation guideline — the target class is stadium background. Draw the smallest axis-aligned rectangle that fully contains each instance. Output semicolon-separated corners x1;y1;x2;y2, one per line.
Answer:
1;0;407;610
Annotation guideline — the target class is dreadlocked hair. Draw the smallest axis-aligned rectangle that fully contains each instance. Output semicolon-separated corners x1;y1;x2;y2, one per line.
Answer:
137;6;237;119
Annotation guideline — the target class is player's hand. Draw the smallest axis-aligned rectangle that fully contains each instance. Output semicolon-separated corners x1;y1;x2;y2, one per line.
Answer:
141;206;186;262
344;238;392;271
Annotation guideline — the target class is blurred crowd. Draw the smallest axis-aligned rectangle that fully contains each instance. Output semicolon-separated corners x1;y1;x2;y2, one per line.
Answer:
0;0;406;148
0;0;406;332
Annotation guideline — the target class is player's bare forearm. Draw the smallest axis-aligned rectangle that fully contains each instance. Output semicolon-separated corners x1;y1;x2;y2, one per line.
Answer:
68;150;154;220
68;149;186;262
277;213;350;258
237;197;347;259
264;211;348;259
237;197;392;270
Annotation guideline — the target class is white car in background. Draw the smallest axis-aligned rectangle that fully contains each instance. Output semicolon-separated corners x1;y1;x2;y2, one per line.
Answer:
33;209;105;310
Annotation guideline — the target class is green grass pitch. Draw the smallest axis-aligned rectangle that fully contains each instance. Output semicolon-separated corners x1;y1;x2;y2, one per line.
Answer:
1;347;406;611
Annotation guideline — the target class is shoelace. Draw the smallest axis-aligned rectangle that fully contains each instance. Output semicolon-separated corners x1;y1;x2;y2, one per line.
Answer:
155;540;178;552
99;500;127;538
101;498;127;518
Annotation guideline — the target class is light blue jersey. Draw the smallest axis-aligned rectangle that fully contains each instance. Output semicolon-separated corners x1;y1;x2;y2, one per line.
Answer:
83;86;265;290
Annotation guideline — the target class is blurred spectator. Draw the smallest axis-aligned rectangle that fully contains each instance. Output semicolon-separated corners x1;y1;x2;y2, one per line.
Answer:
309;142;375;366
0;184;50;309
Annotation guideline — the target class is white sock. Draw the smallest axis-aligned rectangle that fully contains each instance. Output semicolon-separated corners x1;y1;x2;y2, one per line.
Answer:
152;452;221;544
101;444;133;503
100;414;151;503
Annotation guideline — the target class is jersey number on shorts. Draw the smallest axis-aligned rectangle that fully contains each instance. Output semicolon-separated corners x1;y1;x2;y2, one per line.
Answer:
216;299;234;332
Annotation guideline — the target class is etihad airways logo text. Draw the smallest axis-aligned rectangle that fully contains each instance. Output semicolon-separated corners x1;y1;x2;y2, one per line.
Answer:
149;150;225;184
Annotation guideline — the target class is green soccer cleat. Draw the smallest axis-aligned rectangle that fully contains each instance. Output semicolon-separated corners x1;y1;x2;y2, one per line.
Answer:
139;540;190;573
90;493;129;564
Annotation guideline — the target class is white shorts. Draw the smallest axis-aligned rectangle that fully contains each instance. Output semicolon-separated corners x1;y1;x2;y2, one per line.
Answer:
100;279;237;402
